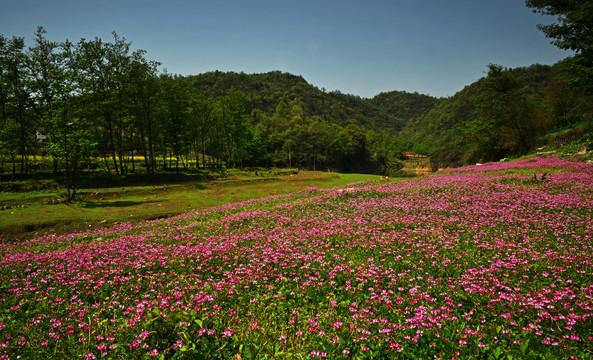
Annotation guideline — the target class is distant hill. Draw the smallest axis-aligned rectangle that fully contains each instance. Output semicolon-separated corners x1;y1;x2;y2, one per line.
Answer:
400;62;593;168
186;71;442;134
182;64;592;170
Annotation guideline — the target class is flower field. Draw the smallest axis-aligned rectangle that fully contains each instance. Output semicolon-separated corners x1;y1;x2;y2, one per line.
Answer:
1;157;592;359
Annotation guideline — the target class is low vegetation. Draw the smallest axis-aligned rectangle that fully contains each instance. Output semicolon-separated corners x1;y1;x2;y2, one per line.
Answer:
1;157;592;359
0;169;380;241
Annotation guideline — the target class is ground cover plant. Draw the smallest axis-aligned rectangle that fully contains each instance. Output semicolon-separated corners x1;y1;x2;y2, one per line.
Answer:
0;170;379;241
1;157;592;359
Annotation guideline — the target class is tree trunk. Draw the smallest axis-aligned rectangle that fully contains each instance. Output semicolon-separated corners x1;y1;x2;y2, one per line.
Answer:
147;122;155;175
65;152;72;202
201;137;206;169
106;113;119;176
10;153;16;181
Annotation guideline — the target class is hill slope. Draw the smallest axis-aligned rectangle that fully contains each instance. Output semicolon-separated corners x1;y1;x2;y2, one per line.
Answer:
187;70;441;133
401;62;593;168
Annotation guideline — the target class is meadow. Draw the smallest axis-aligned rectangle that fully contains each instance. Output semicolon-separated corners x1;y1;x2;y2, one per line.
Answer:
0;157;592;359
0;170;379;241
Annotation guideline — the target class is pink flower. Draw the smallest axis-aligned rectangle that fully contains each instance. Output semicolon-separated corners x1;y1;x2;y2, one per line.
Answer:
129;340;140;350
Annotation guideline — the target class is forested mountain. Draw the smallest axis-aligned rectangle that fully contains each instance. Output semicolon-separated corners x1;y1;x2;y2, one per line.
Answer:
0;28;443;200
183;70;441;172
186;70;440;133
2;28;592;201
402;62;593;169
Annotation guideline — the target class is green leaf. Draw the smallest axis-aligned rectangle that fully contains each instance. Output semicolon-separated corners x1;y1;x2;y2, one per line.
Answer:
520;339;529;355
493;347;504;360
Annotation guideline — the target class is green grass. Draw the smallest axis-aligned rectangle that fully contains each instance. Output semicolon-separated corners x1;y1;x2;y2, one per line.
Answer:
0;170;382;241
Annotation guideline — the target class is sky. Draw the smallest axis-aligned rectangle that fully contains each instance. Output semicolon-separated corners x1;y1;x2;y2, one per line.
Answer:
1;0;571;98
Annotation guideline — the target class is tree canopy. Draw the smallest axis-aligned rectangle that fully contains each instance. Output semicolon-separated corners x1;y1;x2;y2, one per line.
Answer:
526;0;593;91
1;17;592;196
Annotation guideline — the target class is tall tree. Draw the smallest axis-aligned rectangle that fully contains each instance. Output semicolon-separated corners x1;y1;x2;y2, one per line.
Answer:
74;33;133;176
0;34;9;175
37;38;97;201
187;92;213;169
28;26;62;174
106;32;133;175
526;0;593;92
127;50;160;174
215;88;252;168
3;36;31;177
474;64;537;158
157;73;191;173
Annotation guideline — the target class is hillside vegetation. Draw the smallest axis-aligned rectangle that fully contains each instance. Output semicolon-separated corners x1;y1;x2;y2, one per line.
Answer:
1;28;592;204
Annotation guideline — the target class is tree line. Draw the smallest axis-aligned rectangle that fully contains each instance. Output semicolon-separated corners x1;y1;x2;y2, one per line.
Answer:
400;62;593;169
2;0;592;199
1;27;441;200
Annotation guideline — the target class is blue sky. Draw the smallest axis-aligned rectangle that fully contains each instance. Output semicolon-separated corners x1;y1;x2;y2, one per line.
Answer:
1;0;570;98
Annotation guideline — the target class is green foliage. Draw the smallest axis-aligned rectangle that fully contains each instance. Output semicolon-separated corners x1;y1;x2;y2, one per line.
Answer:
526;0;593;92
474;64;538;156
409;62;592;169
2;21;593;183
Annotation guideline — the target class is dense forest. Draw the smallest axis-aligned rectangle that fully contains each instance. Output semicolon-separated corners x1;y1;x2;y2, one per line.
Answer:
404;62;593;169
0;27;442;200
1;3;593;200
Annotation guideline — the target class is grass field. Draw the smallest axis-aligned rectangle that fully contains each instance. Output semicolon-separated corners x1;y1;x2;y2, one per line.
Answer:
0;170;381;241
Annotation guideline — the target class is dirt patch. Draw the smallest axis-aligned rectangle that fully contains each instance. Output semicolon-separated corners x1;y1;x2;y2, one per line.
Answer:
79;192;121;201
0;179;61;192
283;171;328;180
150;188;170;195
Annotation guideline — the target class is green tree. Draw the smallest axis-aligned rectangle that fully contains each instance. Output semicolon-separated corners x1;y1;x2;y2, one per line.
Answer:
73;33;134;176
157;73;191;173
215;88;252;168
473;64;537;158
187;92;214;169
73;36;118;174
526;0;593;92
37;38;97;201
3;35;32;178
0;33;9;174
126;50;160;174
106;32;133;175
46;97;97;202
27;26;62;175
325;125;352;170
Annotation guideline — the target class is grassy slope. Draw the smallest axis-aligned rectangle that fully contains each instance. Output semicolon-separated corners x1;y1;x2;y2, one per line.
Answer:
0;171;380;241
